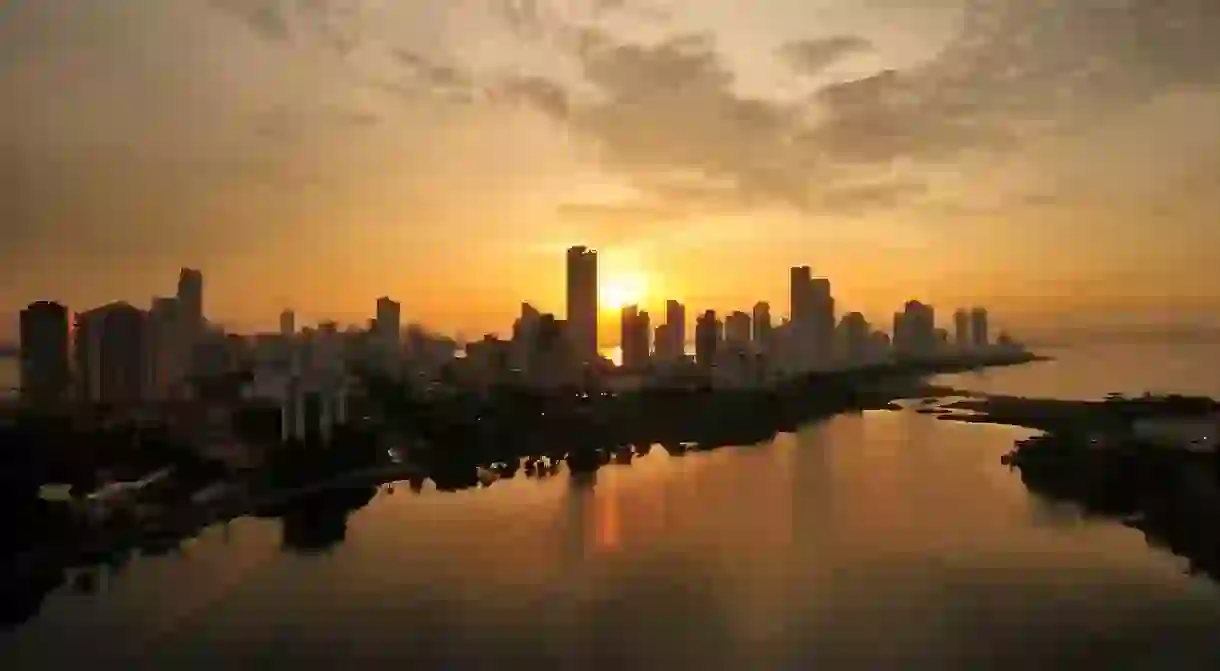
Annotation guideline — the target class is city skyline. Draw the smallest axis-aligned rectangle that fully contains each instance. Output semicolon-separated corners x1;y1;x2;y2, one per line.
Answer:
4;0;1220;338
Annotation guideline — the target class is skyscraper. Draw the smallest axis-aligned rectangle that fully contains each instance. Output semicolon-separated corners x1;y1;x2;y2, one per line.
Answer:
375;297;402;371
76;302;147;405
620;305;650;369
901;300;936;357
725;311;751;349
970;307;990;349
695;310;719;368
280;309;296;338
810;277;835;366
837;312;870;365
665;299;686;360
148;297;183;400
752;301;772;350
566;246;598;362
953;309;971;349
790;266;813;325
177;268;203;340
19;301;70;406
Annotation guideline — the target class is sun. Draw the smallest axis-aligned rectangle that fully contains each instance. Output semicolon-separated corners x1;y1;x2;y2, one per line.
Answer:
600;272;648;311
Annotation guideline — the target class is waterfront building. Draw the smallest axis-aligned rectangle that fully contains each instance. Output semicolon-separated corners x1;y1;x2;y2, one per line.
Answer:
19;301;70;406
566;246;598;363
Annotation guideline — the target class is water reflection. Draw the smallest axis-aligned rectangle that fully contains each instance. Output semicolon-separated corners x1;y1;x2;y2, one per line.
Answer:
6;414;1220;669
270;486;377;555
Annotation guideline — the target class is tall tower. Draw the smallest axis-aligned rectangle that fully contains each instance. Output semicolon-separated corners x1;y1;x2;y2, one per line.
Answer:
953;309;971;349
19;301;70;407
177;268;204;372
566;246;599;363
789;266;812;326
970;307;989;349
752;301;772;350
375;297;402;372
665;299;686;359
280;309;296;338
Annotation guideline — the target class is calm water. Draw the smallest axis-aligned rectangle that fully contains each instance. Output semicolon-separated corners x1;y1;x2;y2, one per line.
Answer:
5;345;1220;669
934;343;1220;400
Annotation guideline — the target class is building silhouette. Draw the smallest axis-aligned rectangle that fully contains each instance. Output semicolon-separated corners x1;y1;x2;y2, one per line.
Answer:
837;312;870;365
970;307;990;348
663;299;686;360
695;310;719;368
375;296;401;372
725;311;751;350
566;246;598;363
752;301;772;352
788;267;836;369
280;309;295;338
19;301;70;406
620;305;650;369
953;308;971;349
896;300;936;357
147;296;183;400
177;268;203;344
75;302;147;405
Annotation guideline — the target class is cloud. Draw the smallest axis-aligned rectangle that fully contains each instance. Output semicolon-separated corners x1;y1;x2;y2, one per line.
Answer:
496;76;571;121
778;35;872;75
209;0;292;41
391;49;472;90
813;181;928;216
209;0;362;52
566;31;826;211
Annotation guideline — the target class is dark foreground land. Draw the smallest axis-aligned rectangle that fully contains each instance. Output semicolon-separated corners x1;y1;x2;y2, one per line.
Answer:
938;391;1220;582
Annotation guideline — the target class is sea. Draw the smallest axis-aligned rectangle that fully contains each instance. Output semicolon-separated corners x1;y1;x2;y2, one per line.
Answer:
5;344;1220;669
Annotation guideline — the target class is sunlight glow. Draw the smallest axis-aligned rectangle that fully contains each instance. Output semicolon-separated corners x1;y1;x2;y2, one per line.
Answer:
599;271;648;311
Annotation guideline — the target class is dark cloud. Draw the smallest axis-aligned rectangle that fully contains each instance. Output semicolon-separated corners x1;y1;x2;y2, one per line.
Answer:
818;0;1220;163
209;0;361;52
493;0;666;41
391;49;472;91
521;0;1220;219
569;31;821;211
209;0;292;41
778;35;873;75
497;76;570;121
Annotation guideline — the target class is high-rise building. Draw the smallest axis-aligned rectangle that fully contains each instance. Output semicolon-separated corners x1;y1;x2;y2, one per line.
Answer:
177;268;203;340
810;277;835;366
970;307;989;349
280;309;296;338
566;246;599;363
148;297;183;400
620;305;650;369
899;300;936;357
76;302;147;405
953;308;971;349
752;302;772;350
695;310;719;368
664;299;686;360
725;311;751;349
375;297;402;371
837;312;870;365
790;266;813;325
654;323;670;361
19;301;70;406
511;302;542;372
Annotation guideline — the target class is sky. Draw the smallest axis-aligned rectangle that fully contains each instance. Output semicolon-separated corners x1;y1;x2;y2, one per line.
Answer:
3;0;1220;342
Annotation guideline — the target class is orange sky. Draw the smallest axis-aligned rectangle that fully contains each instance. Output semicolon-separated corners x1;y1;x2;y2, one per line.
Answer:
4;0;1220;340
